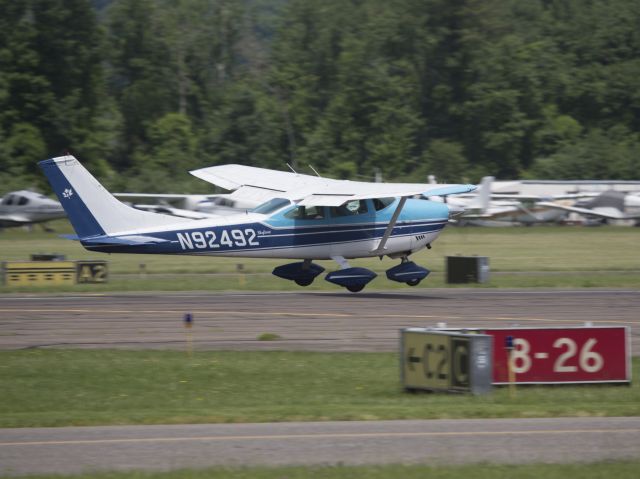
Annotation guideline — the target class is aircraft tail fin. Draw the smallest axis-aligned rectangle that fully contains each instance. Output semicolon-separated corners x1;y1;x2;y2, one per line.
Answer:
586;190;626;211
468;176;493;213
39;155;188;238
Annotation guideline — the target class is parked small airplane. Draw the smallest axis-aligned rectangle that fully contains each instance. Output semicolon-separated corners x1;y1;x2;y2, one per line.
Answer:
39;155;475;292
432;177;573;226
428;175;640;226
113;193;258;218
537;190;640;224
0;190;66;230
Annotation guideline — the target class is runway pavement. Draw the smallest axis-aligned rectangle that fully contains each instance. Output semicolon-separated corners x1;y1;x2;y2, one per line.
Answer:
1;289;639;475
2;417;639;475
0;288;638;353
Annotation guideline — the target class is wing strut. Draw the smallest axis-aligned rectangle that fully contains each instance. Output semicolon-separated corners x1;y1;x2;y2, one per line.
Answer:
372;196;407;256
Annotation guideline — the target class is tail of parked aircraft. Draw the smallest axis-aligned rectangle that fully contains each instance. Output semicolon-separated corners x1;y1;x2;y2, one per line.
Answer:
39;155;189;238
467;176;493;213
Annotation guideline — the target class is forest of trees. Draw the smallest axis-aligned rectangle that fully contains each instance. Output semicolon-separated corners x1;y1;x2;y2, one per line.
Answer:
1;0;639;193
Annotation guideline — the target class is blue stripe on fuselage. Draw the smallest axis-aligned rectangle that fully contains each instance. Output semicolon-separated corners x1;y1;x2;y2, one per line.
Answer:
82;198;449;255
82;219;446;255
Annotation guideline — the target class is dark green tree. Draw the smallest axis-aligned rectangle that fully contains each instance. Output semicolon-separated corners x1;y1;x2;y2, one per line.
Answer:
0;0;114;187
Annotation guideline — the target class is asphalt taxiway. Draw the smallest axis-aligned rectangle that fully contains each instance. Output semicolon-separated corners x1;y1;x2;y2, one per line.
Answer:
0;288;638;352
2;417;639;475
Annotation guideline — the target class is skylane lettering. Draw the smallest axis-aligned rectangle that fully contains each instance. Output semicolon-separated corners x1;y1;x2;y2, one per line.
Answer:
177;228;260;250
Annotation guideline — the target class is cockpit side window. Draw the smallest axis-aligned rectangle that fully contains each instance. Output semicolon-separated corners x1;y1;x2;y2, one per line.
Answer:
284;205;326;220
18;196;29;206
329;199;368;217
2;195;15;205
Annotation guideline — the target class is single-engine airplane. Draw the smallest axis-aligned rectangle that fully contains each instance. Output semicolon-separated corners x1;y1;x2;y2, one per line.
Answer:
39;155;475;292
0;190;66;230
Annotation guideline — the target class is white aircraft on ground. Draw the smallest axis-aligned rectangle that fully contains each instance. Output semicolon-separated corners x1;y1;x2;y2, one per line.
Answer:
432;177;575;226
0;190;66;230
113;193;258;219
39;155;475;292
537;190;640;224
431;176;640;226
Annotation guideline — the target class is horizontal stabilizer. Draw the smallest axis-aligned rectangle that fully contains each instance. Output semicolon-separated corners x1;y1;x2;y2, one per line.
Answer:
80;235;170;246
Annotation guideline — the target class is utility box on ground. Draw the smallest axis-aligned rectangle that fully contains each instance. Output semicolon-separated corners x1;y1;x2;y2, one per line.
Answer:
400;328;493;395
446;256;490;284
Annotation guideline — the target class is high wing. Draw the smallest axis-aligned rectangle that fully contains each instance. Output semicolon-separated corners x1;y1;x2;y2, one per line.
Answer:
190;164;476;206
489;192;599;202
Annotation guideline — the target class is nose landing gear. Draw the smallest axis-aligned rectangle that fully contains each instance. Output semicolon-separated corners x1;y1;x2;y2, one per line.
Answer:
324;255;377;293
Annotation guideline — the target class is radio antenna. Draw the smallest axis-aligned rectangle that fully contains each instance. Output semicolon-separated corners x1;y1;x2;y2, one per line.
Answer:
308;165;322;177
286;163;297;174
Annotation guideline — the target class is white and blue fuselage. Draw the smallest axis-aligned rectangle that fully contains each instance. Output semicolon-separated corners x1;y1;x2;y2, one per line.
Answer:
98;197;448;259
39;155;461;291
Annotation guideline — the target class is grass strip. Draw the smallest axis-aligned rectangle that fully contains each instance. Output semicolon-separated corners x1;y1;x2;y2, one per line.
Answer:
4;461;640;479
4;270;640;293
2;225;640;292
1;350;638;428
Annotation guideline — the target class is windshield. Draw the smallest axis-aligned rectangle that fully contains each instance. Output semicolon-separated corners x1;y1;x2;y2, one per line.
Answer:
251;197;291;215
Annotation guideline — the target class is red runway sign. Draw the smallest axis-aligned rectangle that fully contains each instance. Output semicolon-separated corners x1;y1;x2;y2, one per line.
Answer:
478;327;630;384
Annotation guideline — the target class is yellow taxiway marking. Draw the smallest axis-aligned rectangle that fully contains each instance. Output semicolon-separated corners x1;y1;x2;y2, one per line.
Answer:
0;309;637;324
0;309;458;320
0;309;353;318
2;428;638;447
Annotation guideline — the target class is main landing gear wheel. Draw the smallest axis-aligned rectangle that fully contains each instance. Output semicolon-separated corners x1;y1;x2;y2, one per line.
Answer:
295;278;314;287
346;284;365;293
386;261;430;286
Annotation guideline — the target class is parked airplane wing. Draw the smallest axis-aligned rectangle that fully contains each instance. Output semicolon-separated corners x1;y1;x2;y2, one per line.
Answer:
536;202;633;220
490;192;599;201
0;214;29;224
114;193;206;201
190;164;475;206
128;204;217;220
